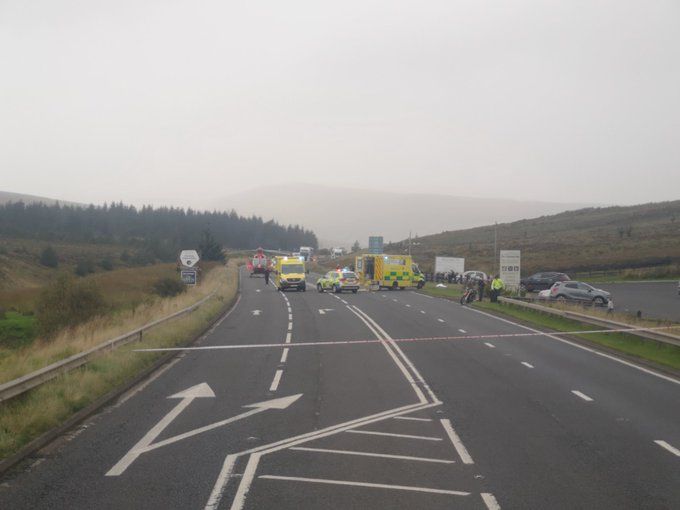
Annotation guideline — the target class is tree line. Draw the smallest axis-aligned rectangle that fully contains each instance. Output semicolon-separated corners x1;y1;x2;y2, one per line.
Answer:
0;201;317;261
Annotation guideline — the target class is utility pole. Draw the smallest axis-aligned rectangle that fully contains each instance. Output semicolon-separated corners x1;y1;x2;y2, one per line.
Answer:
493;222;498;275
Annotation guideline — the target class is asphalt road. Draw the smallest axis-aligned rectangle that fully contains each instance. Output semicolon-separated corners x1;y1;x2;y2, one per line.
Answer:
1;268;678;509
596;281;680;322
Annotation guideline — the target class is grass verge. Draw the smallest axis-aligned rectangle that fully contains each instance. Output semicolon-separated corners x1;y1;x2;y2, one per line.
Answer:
418;282;464;299
0;261;240;462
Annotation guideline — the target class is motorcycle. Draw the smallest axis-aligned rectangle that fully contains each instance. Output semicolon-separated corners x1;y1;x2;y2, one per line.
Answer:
460;287;477;304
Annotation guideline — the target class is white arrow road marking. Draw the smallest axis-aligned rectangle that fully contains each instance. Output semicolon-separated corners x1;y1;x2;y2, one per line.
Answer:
251;310;262;316
318;308;334;315
106;383;215;476
654;440;680;457
106;391;302;476
571;390;594;402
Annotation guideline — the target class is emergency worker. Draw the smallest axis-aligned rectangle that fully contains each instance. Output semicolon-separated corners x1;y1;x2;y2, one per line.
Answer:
264;267;271;285
490;275;504;302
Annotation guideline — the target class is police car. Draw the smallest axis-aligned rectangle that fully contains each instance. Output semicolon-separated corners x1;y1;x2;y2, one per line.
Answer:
316;270;360;293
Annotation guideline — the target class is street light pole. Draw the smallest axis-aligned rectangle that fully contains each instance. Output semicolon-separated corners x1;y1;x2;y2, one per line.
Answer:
493;222;498;275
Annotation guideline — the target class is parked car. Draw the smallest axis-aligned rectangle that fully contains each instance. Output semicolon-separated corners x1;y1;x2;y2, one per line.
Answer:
521;272;570;292
464;270;488;282
549;281;611;305
316;270;360;293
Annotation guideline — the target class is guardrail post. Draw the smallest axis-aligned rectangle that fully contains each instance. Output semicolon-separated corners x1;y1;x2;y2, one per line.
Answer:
138;330;143;342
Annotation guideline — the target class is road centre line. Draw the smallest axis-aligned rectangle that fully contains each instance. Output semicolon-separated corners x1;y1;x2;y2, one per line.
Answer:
287;322;292;331
258;475;471;497
458;329;467;333
484;342;496;348
346;429;442;441
481;492;502;510
394;416;432;422
440;419;475;464
280;348;289;363
654;440;680;457
269;370;283;392
571;390;594;402
420;310;426;314
521;362;535;368
437;318;445;323
289;446;454;464
288;313;292;320
464;305;680;385
392;298;398;302
405;304;411;307
285;332;292;343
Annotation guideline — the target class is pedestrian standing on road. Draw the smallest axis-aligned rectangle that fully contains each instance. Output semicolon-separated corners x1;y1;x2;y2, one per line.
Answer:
490;275;504;302
264;267;270;285
477;277;486;301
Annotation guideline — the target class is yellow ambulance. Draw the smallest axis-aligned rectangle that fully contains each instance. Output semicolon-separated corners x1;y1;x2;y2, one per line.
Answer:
274;256;307;292
355;254;415;290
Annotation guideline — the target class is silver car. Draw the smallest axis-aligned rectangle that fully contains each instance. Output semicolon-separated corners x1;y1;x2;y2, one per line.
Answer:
549;281;611;305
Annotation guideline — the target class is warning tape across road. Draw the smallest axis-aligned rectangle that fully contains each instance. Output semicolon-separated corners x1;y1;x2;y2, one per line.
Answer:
134;324;680;353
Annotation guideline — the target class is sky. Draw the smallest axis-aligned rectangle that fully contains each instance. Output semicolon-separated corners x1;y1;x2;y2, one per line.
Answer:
1;0;679;209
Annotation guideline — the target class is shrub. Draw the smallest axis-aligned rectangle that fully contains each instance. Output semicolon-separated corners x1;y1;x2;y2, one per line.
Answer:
36;276;106;337
99;257;114;271
39;246;59;268
74;258;96;277
153;277;186;297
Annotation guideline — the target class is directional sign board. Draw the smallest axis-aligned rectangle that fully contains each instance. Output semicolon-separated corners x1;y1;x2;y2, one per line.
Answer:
368;236;383;254
179;250;200;268
435;256;465;275
181;269;197;286
500;250;521;291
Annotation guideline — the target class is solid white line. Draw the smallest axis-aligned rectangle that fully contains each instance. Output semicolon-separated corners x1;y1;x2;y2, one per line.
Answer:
458;329;467;333
287;322;293;331
654;440;680;457
346;429;442;441
437;318;445;323
393;416;432;422
340;299;348;304
258;475;470;496
346;307;428;404
204;454;238;510
571;390;593;402
289;446;454;464
481;492;501;509
484;342;496;348
280;348;289;363
230;453;261;510
521;362;534;369
269;370;283;392
464;306;680;385
440;419;474;464
285;332;292;343
415;293;434;299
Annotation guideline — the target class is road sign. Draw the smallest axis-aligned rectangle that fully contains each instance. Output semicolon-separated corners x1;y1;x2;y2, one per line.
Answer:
435;257;465;274
179;249;200;267
368;236;383;254
500;250;521;291
181;269;197;285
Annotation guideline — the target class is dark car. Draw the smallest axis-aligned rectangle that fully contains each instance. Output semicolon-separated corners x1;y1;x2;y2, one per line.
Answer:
520;272;570;292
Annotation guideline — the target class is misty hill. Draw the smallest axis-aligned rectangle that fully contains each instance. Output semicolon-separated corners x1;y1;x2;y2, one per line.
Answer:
0;201;317;262
387;201;680;275
216;184;592;248
0;190;81;207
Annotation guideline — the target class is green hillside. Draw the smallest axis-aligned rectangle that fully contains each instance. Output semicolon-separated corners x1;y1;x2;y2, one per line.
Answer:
387;201;680;276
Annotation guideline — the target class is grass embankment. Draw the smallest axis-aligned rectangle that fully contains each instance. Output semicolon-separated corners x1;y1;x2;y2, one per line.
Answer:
0;261;240;461
0;312;36;350
418;282;464;299
419;283;680;371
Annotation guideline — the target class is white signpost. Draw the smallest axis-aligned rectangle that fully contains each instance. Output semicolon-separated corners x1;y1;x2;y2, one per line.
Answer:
435;257;465;275
179;250;200;268
500;250;521;291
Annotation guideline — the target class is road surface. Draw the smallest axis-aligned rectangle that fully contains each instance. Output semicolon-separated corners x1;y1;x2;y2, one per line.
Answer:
1;268;678;509
597;281;680;322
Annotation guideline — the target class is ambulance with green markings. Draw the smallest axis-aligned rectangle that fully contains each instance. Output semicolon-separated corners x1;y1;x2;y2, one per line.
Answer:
354;254;417;290
274;256;307;292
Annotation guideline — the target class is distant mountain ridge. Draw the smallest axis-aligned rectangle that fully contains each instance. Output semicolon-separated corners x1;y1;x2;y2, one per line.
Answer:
0;190;82;207
215;184;595;248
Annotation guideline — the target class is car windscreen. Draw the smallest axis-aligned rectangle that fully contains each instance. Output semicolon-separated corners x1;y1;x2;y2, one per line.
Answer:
282;264;304;274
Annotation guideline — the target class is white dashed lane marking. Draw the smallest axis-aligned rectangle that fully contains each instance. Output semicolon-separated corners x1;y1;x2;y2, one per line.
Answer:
654;440;680;457
571;390;594;402
521;362;534;369
484;342;495;349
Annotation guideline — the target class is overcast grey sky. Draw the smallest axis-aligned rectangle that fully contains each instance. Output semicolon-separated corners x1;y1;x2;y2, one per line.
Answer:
1;0;678;209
